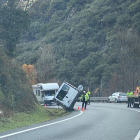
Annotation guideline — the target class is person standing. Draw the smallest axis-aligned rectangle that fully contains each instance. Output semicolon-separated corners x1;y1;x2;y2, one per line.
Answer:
86;90;91;105
126;90;133;107
81;91;89;109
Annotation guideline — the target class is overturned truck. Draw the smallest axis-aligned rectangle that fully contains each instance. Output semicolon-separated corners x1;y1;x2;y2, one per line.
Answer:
54;82;83;111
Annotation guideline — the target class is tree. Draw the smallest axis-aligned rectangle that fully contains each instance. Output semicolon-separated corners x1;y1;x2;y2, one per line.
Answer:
0;0;30;55
36;45;57;83
22;64;37;85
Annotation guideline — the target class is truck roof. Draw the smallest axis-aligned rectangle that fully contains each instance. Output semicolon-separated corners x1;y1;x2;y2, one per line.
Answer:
32;83;59;91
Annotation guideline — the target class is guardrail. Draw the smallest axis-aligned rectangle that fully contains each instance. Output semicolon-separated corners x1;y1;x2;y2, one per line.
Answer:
90;97;109;102
78;97;109;102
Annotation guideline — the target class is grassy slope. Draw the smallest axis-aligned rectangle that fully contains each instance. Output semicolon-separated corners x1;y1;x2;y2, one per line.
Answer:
0;104;70;132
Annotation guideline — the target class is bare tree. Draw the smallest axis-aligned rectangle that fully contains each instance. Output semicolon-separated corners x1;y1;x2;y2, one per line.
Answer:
109;28;140;92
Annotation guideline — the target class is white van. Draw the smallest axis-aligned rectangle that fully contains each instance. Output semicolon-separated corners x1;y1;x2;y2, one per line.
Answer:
32;83;59;105
54;82;82;110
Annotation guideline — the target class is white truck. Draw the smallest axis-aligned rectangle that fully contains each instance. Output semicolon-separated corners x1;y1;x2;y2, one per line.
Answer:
32;83;59;105
54;82;83;111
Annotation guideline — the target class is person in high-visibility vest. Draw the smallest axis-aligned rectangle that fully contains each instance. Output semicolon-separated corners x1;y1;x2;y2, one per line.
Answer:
86;91;91;105
80;91;89;109
126;90;133;107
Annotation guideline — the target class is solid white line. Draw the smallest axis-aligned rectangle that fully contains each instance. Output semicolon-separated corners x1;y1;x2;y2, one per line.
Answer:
123;107;140;140
134;130;140;140
127;108;140;113
94;104;140;140
94;105;140;113
0;111;83;139
117;107;140;113
119;107;140;113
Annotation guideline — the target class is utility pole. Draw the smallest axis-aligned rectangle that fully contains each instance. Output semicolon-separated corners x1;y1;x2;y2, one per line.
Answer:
100;76;105;97
133;40;136;91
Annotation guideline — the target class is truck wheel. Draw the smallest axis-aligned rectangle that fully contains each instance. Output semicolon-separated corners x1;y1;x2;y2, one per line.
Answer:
108;99;111;103
132;104;139;108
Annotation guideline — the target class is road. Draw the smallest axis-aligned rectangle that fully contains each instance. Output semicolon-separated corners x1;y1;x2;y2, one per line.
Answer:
0;102;140;140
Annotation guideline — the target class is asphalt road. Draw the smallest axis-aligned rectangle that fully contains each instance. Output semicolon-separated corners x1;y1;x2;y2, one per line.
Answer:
0;102;140;140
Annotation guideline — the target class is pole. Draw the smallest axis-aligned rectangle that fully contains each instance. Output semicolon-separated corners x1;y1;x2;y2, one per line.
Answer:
100;76;104;96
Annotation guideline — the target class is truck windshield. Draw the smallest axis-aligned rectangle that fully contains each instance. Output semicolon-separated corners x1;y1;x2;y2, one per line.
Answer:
56;84;70;101
43;90;55;96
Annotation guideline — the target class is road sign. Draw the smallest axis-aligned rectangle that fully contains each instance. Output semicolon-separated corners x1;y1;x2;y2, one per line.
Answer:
78;85;83;91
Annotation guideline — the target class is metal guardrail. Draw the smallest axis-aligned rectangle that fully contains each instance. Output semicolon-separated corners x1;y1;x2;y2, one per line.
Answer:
126;95;139;98
78;97;109;102
90;97;108;101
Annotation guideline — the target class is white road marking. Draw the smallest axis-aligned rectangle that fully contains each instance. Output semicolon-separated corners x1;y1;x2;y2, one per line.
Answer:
127;108;140;113
117;106;140;113
122;106;140;140
110;105;140;140
94;104;140;140
123;107;140;113
134;130;140;140
96;104;140;113
0;111;83;139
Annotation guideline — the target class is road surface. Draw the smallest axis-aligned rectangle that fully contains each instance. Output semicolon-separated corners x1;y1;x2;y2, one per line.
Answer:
0;102;140;140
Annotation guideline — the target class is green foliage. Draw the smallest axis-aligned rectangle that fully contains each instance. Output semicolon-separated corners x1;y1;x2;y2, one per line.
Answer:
0;2;30;55
0;89;4;104
132;12;140;34
129;1;140;16
0;105;69;132
0;47;37;113
15;0;140;95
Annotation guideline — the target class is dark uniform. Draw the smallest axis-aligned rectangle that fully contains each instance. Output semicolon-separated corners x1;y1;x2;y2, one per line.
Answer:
87;91;91;105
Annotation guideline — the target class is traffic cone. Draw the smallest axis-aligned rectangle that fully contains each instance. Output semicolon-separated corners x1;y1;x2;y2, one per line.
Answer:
44;104;46;107
82;108;84;111
77;106;80;110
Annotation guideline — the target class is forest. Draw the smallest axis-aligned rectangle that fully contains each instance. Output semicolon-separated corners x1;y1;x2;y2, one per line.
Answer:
1;0;140;114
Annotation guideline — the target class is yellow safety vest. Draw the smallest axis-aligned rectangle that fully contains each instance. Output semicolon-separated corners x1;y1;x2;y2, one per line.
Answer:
81;93;89;101
127;92;133;97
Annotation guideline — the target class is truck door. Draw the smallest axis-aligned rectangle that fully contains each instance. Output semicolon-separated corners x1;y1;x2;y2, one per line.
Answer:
63;87;78;107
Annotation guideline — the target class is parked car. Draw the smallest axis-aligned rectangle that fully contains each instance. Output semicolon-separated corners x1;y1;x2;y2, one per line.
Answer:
108;92;128;103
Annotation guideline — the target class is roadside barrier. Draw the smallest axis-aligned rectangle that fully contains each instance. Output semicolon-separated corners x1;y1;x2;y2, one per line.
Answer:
90;97;108;102
78;97;108;102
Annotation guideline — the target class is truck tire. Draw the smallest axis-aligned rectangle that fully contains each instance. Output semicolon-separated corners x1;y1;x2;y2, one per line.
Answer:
132;103;139;108
131;98;139;108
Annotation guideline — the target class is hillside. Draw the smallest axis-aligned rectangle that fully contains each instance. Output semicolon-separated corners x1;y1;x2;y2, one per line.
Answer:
15;0;140;96
0;0;69;123
0;0;38;119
